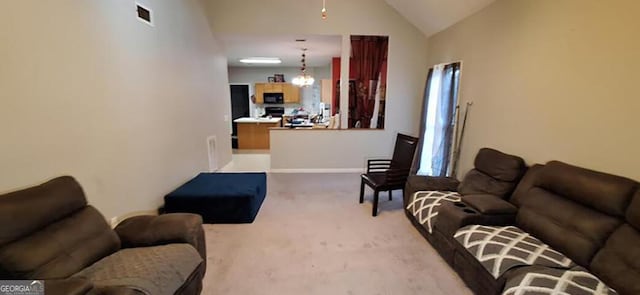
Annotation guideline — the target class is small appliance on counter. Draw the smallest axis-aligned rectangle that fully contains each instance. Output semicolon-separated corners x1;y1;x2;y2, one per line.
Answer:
263;106;285;118
319;102;331;119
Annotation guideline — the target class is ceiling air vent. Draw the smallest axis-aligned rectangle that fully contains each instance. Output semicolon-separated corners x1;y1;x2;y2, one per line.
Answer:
136;3;153;26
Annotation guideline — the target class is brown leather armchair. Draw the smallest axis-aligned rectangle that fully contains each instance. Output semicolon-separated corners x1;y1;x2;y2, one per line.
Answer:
0;176;206;295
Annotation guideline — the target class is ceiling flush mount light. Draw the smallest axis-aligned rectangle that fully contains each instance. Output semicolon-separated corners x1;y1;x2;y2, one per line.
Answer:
292;49;315;87
239;57;282;64
321;0;327;20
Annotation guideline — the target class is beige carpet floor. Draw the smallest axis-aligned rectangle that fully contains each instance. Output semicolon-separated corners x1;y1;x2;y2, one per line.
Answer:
201;173;472;295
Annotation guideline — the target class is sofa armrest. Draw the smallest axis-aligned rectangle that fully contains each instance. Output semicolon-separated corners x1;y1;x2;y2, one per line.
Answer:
406;175;460;192
114;213;206;262
95;286;145;295
435;201;516;238
404;175;460;205
46;278;147;295
462;194;517;215
44;278;94;295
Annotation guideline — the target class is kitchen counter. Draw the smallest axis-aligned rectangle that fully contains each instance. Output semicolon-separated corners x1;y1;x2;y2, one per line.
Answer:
283;121;330;128
234;117;282;124
233;117;281;149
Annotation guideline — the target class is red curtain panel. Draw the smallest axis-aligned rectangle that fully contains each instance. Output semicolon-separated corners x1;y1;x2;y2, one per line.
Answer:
350;36;388;128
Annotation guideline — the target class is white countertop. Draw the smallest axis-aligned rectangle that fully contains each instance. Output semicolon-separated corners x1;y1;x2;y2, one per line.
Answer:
233;117;282;123
283;121;330;128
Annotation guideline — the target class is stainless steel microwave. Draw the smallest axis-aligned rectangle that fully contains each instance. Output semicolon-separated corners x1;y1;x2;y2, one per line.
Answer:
264;92;284;104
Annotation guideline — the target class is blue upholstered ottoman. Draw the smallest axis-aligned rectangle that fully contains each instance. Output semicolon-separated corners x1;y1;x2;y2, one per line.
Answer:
164;172;267;223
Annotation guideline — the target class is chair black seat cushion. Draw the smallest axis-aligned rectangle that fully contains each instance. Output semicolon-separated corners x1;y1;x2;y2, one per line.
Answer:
361;172;403;190
164;173;267;224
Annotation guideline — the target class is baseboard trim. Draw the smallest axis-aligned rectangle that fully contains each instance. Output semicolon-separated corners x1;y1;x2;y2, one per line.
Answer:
269;168;364;173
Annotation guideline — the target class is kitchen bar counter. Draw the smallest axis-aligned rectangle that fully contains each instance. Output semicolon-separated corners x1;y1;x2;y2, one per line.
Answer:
283;121;329;128
271;127;328;130
234;117;282;149
233;117;282;124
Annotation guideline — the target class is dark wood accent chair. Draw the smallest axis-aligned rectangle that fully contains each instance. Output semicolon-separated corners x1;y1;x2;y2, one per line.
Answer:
359;133;419;216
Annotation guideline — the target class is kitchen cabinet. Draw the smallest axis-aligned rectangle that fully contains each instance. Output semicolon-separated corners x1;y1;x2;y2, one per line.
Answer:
282;84;300;103
254;83;300;104
255;84;264;104
234;117;282;149
265;83;283;93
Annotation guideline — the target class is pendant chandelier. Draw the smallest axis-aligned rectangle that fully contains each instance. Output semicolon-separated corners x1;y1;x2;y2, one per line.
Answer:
292;48;315;87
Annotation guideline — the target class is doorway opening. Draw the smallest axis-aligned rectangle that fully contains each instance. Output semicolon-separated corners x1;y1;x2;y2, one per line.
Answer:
225;84;271;172
230;84;251;149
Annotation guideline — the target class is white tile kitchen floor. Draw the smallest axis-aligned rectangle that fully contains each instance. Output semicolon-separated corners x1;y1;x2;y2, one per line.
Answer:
232;149;270;154
221;150;270;172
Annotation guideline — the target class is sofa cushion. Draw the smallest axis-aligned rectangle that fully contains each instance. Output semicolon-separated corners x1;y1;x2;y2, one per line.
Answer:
535;161;636;217
590;223;640;295
458;169;519;198
502;266;617;295
510;162;632;267
406;191;461;233
454;225;575;279
473;148;526;182
455;148;526;199
515;187;622;267
73;244;202;295
0;206;120;279
463;194;517;215
509;164;543;207
627;189;640;230
0;176;87;246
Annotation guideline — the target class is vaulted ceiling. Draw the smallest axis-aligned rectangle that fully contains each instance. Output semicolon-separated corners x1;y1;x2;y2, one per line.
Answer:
384;0;496;37
219;0;497;67
221;34;341;67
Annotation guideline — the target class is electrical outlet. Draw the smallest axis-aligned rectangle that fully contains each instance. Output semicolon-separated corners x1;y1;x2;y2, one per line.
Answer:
223;115;229;122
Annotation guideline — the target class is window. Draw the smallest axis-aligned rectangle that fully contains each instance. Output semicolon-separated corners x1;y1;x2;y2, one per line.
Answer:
416;62;461;177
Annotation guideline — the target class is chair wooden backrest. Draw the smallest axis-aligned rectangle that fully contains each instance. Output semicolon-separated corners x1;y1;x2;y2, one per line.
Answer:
387;133;419;185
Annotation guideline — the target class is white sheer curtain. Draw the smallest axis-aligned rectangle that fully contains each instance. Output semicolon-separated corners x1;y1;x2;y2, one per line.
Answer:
418;64;445;175
416;62;460;176
369;72;383;128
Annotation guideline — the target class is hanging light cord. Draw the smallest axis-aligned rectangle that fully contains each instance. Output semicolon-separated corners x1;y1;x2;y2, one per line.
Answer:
321;0;327;20
292;48;315;87
301;49;307;75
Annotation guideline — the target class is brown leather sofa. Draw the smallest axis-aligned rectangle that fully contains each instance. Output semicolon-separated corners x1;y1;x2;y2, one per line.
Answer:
0;176;207;295
404;148;527;245
405;151;639;295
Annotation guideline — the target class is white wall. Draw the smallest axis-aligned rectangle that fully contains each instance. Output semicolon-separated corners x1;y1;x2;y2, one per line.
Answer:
426;0;640;180
203;0;429;169
0;0;232;219
228;65;331;116
270;130;393;170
